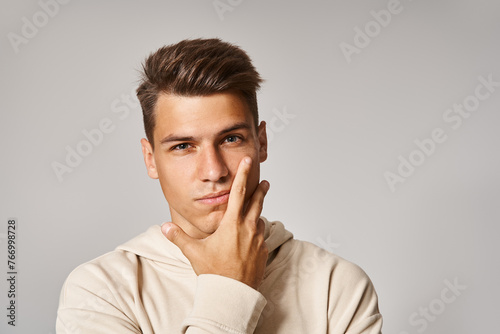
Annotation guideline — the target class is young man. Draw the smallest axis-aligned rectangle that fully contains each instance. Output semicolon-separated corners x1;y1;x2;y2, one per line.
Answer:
56;38;383;333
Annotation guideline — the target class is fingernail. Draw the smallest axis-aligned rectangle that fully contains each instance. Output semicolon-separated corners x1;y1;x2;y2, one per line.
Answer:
162;223;172;235
244;157;252;164
263;180;270;190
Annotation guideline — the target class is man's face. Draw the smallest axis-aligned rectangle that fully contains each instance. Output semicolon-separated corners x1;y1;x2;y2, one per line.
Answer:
141;92;267;239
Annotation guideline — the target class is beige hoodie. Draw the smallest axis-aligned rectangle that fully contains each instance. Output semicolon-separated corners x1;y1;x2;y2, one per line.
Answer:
56;218;382;333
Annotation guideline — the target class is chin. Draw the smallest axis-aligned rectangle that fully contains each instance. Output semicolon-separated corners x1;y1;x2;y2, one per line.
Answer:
199;211;225;233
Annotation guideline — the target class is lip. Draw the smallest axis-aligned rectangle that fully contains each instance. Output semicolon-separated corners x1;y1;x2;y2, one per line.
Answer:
197;190;230;205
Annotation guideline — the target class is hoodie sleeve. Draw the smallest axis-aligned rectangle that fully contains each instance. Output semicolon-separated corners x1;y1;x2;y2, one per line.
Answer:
182;274;267;334
327;261;383;334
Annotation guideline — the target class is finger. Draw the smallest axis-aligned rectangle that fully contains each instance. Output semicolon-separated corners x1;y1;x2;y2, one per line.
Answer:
256;217;266;235
244;180;270;223
161;222;197;258
225;156;252;218
256;218;268;258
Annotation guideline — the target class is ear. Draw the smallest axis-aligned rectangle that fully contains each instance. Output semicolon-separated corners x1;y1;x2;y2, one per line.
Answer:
257;121;268;163
141;138;159;179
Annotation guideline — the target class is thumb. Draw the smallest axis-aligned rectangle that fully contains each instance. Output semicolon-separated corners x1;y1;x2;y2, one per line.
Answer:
161;222;196;255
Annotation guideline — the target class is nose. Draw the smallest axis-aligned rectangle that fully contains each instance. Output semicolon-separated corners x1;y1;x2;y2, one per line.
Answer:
197;145;229;182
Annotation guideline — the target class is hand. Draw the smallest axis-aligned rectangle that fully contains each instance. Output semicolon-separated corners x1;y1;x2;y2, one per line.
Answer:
161;156;270;290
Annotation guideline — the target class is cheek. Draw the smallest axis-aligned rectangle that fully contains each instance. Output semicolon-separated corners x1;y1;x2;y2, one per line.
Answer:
157;159;194;194
225;148;260;180
226;143;260;166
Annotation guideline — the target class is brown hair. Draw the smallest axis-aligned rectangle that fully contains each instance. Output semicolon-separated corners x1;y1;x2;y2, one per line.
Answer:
136;38;263;148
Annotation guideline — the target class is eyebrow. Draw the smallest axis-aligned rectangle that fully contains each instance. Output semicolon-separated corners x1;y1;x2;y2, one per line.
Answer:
159;122;252;145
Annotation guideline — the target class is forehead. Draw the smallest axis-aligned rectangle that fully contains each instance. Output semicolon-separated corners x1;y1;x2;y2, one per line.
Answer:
153;92;255;141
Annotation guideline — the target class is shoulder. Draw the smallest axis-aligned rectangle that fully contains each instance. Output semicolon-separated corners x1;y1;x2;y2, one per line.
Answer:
61;224;164;294
56;248;146;333
59;249;140;304
66;249;138;280
281;239;378;299
289;239;370;278
292;240;381;327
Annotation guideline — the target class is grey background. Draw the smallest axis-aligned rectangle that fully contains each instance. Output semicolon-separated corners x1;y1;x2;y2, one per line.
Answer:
1;0;499;333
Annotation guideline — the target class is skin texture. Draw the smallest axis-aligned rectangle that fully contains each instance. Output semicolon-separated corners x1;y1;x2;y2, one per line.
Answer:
141;92;269;289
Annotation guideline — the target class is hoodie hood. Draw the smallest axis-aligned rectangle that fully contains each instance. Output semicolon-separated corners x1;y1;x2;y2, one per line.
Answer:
116;217;294;270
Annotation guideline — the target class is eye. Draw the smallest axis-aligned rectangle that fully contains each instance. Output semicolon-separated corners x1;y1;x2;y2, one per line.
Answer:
224;135;242;144
172;143;191;151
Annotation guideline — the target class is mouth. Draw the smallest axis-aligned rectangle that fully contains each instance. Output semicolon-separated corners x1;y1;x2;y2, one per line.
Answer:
196;190;230;205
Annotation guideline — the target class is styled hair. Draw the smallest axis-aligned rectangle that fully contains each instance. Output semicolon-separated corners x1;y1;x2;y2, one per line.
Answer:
136;38;263;147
